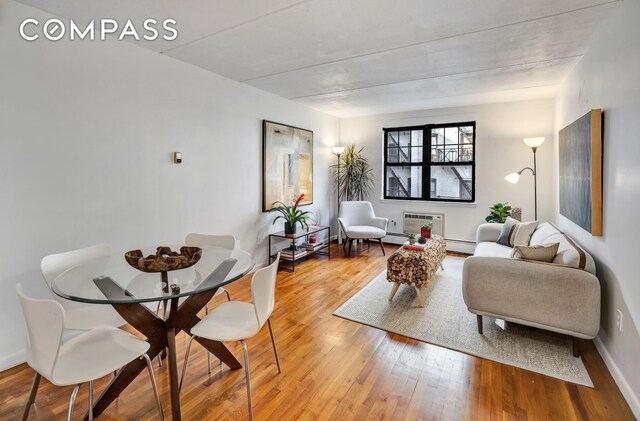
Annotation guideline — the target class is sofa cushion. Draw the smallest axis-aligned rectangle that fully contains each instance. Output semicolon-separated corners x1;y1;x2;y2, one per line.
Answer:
474;242;513;259
511;242;560;263
496;217;518;246
511;220;538;246
529;223;596;274
529;222;561;245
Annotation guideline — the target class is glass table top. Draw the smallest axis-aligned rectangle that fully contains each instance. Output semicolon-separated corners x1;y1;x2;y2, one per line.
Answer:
52;245;254;304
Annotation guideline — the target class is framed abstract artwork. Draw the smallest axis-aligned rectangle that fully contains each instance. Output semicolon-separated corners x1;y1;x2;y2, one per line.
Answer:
559;109;603;236
262;120;313;211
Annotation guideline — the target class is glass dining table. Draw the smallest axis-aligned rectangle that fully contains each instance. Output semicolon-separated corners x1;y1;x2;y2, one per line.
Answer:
52;245;254;421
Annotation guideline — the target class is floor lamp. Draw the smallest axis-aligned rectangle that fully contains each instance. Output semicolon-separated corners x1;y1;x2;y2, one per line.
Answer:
332;146;345;243
504;137;544;220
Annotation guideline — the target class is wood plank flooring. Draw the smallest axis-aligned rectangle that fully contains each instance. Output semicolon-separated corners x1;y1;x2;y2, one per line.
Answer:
0;242;634;420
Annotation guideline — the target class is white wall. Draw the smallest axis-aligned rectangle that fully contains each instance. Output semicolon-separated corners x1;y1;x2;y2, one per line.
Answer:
339;99;555;250
553;0;640;415
0;1;338;370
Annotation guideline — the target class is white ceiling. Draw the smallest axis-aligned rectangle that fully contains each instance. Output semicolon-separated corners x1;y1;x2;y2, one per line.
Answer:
19;0;621;117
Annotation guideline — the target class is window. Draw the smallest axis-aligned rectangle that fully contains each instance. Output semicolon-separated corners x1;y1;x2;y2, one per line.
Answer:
383;122;475;202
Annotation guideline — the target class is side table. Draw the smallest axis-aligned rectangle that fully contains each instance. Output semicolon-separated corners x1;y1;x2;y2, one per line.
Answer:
268;225;331;272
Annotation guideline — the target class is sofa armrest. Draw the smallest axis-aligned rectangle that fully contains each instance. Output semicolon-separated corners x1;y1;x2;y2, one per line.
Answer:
371;217;388;231
462;256;601;338
476;223;503;244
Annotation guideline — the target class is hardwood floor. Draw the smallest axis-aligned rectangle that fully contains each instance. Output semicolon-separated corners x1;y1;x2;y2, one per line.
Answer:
0;242;634;420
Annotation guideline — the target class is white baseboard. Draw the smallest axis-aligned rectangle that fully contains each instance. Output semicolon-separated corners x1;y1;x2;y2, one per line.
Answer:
593;335;640;418
0;349;25;372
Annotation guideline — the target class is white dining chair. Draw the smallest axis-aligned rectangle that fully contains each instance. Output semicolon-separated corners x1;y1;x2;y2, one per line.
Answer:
179;254;282;421
40;243;126;330
16;284;164;421
184;233;235;372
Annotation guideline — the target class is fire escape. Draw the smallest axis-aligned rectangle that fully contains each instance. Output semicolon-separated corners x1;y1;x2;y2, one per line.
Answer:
388;133;411;197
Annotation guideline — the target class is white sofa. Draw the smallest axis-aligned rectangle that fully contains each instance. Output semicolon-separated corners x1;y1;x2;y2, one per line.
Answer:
462;222;600;357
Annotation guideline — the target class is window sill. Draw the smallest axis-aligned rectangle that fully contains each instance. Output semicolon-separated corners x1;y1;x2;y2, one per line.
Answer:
378;198;478;207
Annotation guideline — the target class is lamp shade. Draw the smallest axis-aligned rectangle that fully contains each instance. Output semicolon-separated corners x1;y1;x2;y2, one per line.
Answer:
523;137;545;148
332;146;346;155
504;172;520;184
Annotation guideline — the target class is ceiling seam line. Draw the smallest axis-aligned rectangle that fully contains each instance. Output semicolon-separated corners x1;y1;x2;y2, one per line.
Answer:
286;55;584;100
330;84;563;117
238;0;620;82
160;0;316;54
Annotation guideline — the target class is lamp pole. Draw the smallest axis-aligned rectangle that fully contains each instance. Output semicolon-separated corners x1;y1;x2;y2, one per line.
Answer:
336;152;342;217
332;146;346;243
505;138;544;221
532;146;538;221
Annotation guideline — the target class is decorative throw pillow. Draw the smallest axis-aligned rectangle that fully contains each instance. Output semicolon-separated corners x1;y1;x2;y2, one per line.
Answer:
511;220;539;246
511;242;560;262
496;217;518;246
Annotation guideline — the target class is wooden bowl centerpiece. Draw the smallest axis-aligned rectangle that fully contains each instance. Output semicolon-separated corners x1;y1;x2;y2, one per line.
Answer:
124;246;202;273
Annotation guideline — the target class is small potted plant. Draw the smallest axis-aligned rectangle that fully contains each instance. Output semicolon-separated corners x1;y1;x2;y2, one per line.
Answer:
407;233;417;245
485;202;512;223
421;221;433;239
270;193;312;235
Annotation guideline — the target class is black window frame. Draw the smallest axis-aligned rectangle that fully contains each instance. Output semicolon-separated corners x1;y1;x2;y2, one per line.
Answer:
383;121;476;203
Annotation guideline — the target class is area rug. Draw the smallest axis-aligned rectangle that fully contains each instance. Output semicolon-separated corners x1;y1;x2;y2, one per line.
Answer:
333;256;593;387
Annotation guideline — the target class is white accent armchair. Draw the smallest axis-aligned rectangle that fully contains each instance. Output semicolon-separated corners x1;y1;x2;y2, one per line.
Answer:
338;201;389;256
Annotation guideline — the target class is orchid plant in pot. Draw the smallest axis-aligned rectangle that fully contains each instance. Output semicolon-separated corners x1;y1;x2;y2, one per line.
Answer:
270;193;312;235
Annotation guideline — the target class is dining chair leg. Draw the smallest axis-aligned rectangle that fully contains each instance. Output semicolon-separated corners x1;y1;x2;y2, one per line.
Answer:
67;384;81;421
88;380;94;420
22;372;41;421
155;301;164;369
142;354;165;420
241;340;253;421
179;336;196;392
267;319;282;373
205;304;211;374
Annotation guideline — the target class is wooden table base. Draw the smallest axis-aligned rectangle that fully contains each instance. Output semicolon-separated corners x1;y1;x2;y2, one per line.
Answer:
388;282;425;307
90;259;241;421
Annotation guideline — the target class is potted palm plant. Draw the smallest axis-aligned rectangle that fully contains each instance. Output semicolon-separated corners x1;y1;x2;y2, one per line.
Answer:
270;193;312;235
331;144;375;202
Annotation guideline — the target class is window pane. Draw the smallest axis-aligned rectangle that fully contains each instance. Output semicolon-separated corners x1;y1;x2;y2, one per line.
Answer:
432;128;444;145
386;166;422;198
429;165;473;200
399;131;411;147
387;131;400;147
411;130;423;147
387;147;399;163
399;146;410;163
445;127;459;145
410;146;423;163
460;126;473;143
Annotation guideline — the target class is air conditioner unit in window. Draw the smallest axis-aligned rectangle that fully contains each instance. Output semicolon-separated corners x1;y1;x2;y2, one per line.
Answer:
403;211;444;237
